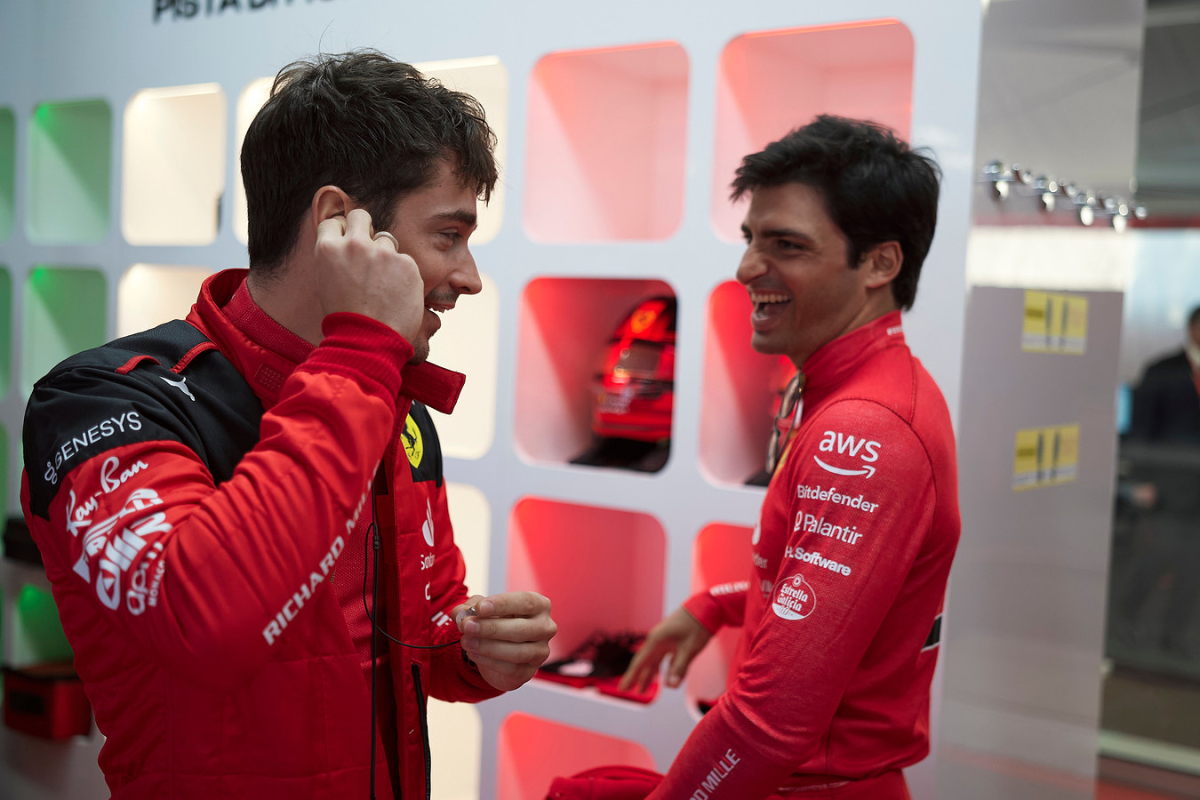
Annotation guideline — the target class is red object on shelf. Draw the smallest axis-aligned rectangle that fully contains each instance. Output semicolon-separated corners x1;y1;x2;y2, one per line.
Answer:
2;662;92;739
593;675;658;705
536;630;660;703
591;296;676;442
546;765;663;800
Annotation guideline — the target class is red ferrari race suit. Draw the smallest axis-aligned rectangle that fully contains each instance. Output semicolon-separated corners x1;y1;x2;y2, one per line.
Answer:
20;269;499;800
658;312;960;800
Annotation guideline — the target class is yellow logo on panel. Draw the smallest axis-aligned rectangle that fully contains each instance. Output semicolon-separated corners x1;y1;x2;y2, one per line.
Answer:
1022;290;1088;354
403;414;424;469
1013;423;1080;491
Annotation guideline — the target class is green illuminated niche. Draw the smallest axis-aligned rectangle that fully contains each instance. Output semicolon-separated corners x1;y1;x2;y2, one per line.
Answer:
0;267;11;397
0;108;14;241
0;425;7;521
15;584;73;663
22;266;107;396
27;99;112;243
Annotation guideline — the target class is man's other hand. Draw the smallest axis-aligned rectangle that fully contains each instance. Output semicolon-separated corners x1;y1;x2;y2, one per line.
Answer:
314;207;425;343
452;592;556;692
619;607;712;694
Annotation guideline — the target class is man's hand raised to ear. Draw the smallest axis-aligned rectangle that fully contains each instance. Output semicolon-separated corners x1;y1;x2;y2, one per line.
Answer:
315;207;426;344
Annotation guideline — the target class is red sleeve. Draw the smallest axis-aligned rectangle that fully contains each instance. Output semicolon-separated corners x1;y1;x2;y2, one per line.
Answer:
649;401;936;799
683;581;748;634
23;313;412;694
423;480;501;702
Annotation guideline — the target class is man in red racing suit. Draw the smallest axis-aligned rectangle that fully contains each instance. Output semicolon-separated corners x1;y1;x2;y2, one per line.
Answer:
20;52;555;800
622;116;958;799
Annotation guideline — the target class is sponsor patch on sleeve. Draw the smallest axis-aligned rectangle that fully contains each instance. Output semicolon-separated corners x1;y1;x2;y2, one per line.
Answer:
771;573;816;620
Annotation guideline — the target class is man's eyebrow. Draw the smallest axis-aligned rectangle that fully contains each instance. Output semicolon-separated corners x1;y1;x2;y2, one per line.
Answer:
743;224;815;242
430;209;478;227
761;227;813;242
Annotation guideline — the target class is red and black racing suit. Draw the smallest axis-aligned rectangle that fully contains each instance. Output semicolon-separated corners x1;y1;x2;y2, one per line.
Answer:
21;269;499;799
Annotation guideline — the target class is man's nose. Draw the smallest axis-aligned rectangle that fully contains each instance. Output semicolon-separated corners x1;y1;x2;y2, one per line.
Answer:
736;247;766;285
454;252;483;296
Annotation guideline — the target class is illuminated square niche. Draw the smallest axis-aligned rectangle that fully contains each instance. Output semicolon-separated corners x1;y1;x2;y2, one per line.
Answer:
507;498;664;664
700;280;795;486
234;57;507;247
118;264;212;337
497;713;656;800
515;277;676;467
711;20;914;241
122;83;227;245
0;108;14;241
687;523;754;711
27;99;111;243
524;41;688;242
22;266;107;397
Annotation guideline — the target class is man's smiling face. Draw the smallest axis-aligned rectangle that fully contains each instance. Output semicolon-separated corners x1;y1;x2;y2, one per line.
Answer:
736;182;874;368
381;158;483;363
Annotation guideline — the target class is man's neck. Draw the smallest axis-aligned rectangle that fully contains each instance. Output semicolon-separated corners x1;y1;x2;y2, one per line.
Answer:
245;262;324;346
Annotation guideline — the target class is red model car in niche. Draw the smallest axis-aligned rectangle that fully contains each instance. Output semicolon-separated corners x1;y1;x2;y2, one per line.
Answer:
571;296;675;472
592;296;676;441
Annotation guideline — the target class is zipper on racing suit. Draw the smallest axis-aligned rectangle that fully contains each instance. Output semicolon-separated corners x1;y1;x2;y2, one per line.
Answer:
411;662;432;800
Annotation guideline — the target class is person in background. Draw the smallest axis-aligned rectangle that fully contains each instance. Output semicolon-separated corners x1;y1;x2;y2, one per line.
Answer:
21;50;555;800
1115;305;1200;657
620;116;959;800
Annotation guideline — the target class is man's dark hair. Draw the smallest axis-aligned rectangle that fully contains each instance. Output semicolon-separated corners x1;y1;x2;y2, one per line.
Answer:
1189;305;1200;329
242;50;498;275
731;115;941;311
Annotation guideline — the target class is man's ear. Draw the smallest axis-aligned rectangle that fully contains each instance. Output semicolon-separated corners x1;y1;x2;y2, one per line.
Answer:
310;185;354;228
860;241;903;290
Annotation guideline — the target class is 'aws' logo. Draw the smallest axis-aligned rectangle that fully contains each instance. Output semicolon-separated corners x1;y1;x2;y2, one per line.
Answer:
814;430;881;478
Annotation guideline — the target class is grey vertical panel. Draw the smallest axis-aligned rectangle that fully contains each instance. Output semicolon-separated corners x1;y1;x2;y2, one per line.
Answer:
940;287;1123;798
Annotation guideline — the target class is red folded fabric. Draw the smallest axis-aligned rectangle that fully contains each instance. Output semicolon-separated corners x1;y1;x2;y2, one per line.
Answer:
545;765;663;800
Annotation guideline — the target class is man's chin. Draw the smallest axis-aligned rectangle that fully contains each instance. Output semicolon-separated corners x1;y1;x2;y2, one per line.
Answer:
750;331;782;355
407;338;430;365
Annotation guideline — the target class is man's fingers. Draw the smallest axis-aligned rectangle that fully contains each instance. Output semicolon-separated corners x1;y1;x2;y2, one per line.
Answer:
461;614;554;643
315;215;347;242
465;652;532;678
344;207;373;240
452;596;486;631
619;647;659;693
666;639;703;689
461;636;550;667
474;591;551;620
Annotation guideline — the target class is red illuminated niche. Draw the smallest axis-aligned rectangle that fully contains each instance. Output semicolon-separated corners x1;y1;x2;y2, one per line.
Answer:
524;41;689;242
508;497;665;667
515;277;676;466
496;713;657;800
711;20;914;241
700;280;794;485
686;523;754;710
